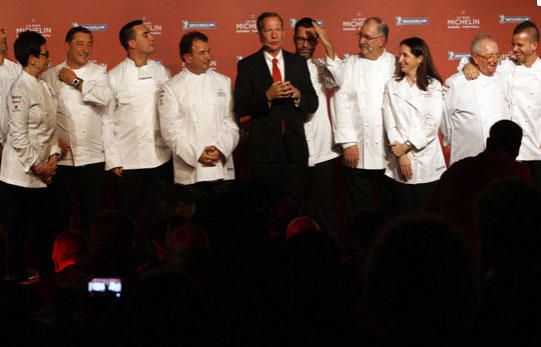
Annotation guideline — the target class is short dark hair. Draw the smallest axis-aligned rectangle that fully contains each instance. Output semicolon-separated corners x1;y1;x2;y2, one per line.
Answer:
65;26;92;43
513;20;539;42
294;17;314;36
486;119;523;157
14;31;46;67
119;19;143;50
257;12;284;33
395;37;442;91
179;31;208;61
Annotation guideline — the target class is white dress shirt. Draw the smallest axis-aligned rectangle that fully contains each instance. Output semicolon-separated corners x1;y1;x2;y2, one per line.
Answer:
263;50;284;79
442;71;510;166
42;61;112;166
382;78;446;184
158;68;239;184
328;51;395;169
104;58;171;171
0;71;60;188
304;58;339;166
0;58;22;145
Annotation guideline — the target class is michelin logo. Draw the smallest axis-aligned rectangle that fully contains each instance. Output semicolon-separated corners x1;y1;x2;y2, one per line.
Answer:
498;15;530;24
448;51;470;60
73;22;107;31
182;20;216;30
395;16;429;26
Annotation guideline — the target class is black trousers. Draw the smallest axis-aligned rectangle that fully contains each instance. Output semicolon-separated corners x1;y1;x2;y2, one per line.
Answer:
250;159;307;206
48;162;105;234
306;158;339;242
2;182;54;277
114;161;173;228
384;177;437;217
343;167;386;219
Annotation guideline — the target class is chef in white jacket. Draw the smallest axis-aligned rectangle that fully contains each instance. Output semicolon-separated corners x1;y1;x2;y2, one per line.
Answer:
326;17;396;216
0;31;60;282
158;31;238;186
382;37;446;215
442;33;510;166
292;18;340;238
42;26;112;234
461;20;541;194
0;27;22;147
104;20;172;223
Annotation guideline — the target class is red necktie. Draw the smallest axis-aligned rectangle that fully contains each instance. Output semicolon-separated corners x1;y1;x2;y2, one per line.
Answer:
272;58;282;82
272;58;285;133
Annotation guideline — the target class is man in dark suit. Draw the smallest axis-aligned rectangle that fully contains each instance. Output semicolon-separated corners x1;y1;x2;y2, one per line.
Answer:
234;12;318;201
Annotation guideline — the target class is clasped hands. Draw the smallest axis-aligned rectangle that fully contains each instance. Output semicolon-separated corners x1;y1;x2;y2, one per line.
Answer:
198;146;222;167
266;81;301;101
32;154;59;184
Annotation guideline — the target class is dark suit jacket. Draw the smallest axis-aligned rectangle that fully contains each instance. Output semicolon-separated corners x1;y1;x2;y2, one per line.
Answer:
234;48;318;163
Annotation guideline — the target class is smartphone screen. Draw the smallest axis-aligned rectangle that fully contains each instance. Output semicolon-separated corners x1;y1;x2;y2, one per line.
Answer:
88;278;122;298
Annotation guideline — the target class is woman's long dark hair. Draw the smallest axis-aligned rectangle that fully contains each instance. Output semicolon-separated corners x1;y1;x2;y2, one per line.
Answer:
394;37;442;91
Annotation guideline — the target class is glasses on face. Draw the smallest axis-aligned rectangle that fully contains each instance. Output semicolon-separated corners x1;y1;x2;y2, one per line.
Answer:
359;33;383;41
476;53;499;62
294;35;317;44
39;51;50;59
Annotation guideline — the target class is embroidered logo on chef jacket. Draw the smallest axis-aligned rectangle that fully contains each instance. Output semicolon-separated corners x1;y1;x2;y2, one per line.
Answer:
11;95;22;112
216;89;226;98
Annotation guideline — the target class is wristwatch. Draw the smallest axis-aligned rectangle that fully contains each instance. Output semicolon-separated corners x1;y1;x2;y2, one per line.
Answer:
72;77;83;88
405;140;413;149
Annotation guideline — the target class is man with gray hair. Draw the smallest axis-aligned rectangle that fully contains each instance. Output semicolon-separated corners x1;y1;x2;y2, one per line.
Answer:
326;17;395;217
461;20;541;192
442;33;510;166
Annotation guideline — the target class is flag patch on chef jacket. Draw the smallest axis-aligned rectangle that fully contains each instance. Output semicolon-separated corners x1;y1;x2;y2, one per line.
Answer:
11;95;22;111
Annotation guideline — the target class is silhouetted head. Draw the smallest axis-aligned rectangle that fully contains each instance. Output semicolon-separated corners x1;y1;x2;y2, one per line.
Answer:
486;120;523;158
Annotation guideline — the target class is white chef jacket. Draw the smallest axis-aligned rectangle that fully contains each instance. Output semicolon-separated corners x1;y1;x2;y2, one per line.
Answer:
328;51;396;169
158;68;239;185
0;71;60;188
442;71;510;166
0;58;22;145
501;57;541;161
42;61;112;167
382;78;446;184
304;58;340;167
104;58;171;171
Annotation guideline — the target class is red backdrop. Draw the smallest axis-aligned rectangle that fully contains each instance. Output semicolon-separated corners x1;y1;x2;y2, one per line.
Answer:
2;0;540;80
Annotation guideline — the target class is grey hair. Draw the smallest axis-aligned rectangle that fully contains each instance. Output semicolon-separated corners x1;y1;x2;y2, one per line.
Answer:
471;33;497;55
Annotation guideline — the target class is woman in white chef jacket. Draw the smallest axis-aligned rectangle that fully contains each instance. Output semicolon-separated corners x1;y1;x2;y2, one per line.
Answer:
0;31;60;282
382;37;446;215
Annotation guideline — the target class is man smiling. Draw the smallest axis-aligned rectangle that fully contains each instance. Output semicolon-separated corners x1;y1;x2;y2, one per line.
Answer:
42;26;113;235
442;33;510;166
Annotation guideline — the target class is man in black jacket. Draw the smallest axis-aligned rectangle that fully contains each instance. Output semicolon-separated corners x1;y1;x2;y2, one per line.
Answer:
234;12;318;200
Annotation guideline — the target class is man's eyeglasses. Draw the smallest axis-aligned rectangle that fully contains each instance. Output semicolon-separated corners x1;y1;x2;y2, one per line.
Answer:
476;53;499;62
38;51;50;59
358;33;383;41
294;36;318;44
